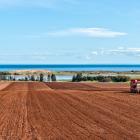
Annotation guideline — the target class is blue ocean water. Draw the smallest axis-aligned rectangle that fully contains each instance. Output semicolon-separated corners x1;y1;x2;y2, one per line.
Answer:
0;64;140;72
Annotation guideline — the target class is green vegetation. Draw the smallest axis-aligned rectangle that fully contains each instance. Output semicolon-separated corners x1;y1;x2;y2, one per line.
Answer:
0;72;57;82
72;73;130;82
51;74;56;81
0;72;11;75
39;74;44;82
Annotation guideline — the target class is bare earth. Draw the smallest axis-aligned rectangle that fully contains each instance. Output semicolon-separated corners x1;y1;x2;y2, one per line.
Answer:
0;82;140;139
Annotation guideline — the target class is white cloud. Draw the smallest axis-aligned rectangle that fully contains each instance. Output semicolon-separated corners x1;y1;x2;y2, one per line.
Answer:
87;47;140;57
107;47;140;56
85;47;140;61
48;28;127;38
91;51;98;55
85;51;98;60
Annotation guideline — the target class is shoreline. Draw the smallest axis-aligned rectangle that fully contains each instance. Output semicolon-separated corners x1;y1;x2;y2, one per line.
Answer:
54;71;140;79
1;69;140;75
0;70;139;80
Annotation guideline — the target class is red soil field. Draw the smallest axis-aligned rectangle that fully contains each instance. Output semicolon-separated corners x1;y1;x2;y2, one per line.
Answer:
0;82;139;139
0;82;11;90
46;82;129;92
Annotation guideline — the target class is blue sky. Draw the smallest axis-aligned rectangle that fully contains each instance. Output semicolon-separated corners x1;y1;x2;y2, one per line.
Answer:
0;0;140;64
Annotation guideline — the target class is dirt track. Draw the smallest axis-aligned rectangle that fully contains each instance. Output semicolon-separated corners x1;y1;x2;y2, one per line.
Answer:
0;82;140;139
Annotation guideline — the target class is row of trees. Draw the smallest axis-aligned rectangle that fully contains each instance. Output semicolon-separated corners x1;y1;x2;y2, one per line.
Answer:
38;73;56;82
0;73;57;82
72;73;130;82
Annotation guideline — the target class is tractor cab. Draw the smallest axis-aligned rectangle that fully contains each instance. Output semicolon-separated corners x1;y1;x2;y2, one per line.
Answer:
130;79;140;93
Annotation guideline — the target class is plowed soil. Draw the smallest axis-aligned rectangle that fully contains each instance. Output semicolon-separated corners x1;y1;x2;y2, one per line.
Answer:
0;82;140;140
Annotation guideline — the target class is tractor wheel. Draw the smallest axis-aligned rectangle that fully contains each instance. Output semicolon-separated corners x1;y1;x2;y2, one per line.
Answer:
130;89;136;94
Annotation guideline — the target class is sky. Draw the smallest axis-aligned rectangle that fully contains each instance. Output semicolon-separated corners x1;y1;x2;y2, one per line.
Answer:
0;0;140;64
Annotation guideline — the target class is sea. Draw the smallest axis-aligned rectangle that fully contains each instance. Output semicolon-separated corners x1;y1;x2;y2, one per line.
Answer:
0;64;139;72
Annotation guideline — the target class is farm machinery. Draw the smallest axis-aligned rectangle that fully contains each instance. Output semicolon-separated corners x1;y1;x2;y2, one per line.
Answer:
130;79;140;93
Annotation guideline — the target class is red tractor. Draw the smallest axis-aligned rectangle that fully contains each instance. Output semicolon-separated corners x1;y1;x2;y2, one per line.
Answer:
130;79;140;93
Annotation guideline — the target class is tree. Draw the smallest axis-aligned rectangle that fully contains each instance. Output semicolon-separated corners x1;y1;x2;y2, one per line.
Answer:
31;75;35;81
36;76;40;81
51;74;56;81
75;73;83;82
25;77;28;81
40;73;44;82
2;75;6;80
13;77;16;81
72;75;76;82
82;76;87;81
47;74;51;82
9;76;12;81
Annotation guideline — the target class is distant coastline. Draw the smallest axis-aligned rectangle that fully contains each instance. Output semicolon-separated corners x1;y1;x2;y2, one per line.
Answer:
0;64;140;72
0;65;140;81
0;64;139;81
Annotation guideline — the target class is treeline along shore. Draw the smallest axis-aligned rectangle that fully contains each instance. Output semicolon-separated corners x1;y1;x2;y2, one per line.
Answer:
72;73;130;82
0;71;56;82
0;70;140;82
55;70;140;82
